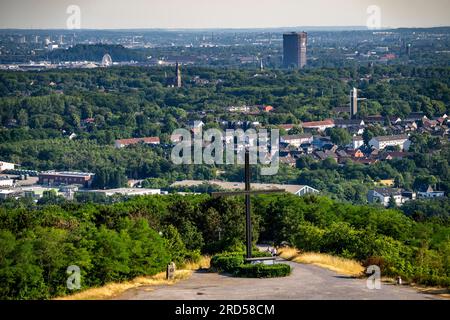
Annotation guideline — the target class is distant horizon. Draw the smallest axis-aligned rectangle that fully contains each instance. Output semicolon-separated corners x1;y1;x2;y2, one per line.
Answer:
1;0;450;30
1;25;450;32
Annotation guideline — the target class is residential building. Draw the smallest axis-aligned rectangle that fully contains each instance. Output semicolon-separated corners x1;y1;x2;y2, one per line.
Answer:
0;177;14;187
404;122;418;132
313;150;338;162
259;105;274;112
280;134;313;148
302;119;335;132
367;188;416;207
294;185;320;196
312;136;332;149
403;112;425;123
334;119;365;129
364;115;385;125
300;143;313;154
352;136;364;149
84;188;162;197
283;32;307;69
0;189;22;200
82;117;95;124
22;186;61;199
188;120;205;133
38;171;95;188
170;133;184;144
436;114;448;125
336;150;350;164
59;185;79;200
423;118;438;129
0;161;15;172
279;155;297;168
379;151;412;161
417;186;445;199
369;135;411;151
334;119;364;135
389;117;402;125
114;137;160;148
228;106;251;113
346;149;365;158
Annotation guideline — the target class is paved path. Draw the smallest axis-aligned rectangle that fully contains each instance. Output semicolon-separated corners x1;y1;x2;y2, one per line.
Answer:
115;259;443;300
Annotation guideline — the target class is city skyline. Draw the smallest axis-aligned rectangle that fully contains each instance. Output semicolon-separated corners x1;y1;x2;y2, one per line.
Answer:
1;0;450;30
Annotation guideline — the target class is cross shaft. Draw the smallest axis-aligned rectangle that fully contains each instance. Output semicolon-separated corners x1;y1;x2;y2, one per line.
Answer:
211;149;285;259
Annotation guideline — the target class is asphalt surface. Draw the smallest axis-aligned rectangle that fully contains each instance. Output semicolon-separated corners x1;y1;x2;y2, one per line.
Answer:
115;258;444;300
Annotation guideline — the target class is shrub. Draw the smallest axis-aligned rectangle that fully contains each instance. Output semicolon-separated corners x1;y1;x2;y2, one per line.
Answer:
210;253;244;273
293;223;324;252
251;250;273;258
184;249;201;264
223;238;247;253
363;256;386;271
163;225;188;265
234;263;292;278
0;217;172;299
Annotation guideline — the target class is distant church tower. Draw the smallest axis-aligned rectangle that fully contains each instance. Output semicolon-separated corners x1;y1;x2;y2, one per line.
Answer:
175;62;182;88
350;88;358;118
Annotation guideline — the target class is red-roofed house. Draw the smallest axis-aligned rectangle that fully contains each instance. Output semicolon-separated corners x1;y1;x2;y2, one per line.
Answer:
82;118;95;124
260;105;274;112
346;149;365;158
115;137;160;148
301;119;335;132
382;53;396;60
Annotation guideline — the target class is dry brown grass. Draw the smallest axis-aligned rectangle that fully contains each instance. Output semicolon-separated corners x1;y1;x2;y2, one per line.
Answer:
56;256;211;300
182;255;211;270
279;247;365;277
278;247;301;260
55;270;192;300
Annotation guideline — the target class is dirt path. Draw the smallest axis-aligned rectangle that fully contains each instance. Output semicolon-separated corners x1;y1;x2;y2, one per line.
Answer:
115;259;444;300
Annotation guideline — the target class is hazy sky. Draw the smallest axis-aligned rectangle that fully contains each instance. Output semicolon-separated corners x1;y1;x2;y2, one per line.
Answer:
0;0;449;29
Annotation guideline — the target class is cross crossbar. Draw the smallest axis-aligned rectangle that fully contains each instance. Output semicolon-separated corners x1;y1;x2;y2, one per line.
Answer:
211;189;285;198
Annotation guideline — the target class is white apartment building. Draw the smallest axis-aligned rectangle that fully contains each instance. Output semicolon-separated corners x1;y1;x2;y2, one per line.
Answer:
0;178;14;187
352;136;364;149
367;188;416;207
228;106;250;113
369;135;411;151
280;134;313;148
0;161;15;172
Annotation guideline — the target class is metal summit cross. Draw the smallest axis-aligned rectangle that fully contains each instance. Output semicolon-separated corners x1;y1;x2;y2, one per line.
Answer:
211;149;285;260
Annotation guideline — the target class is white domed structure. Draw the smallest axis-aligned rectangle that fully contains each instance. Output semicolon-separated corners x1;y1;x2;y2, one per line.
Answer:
101;54;113;67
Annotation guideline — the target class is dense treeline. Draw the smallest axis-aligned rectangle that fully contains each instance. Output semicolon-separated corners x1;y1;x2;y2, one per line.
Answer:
0;193;449;299
48;44;146;62
1;65;449;135
255;195;450;287
0;194;250;299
